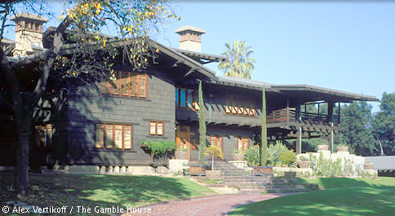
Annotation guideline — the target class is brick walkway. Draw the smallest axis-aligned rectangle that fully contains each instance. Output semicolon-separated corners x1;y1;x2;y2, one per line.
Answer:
122;193;288;216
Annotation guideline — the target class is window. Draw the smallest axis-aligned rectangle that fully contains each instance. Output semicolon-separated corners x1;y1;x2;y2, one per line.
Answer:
210;136;223;151
237;137;249;152
34;124;52;148
175;88;198;110
95;123;132;150
149;121;164;136
101;72;147;98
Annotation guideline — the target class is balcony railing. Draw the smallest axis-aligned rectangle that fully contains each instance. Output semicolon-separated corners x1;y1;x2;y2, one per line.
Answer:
267;108;340;125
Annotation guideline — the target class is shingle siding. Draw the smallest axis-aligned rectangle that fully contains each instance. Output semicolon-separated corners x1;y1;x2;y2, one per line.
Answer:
66;69;176;165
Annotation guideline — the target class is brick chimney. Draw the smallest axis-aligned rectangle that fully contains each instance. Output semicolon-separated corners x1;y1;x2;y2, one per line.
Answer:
10;13;48;56
175;26;205;52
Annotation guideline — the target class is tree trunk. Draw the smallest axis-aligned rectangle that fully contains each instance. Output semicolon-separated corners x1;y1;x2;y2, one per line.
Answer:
211;155;214;171
15;123;31;196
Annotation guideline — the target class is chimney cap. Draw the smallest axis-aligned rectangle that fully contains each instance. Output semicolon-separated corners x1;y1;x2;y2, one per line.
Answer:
175;26;205;35
11;12;48;23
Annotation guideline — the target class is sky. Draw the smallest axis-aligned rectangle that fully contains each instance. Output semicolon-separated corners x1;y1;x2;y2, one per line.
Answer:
5;1;395;112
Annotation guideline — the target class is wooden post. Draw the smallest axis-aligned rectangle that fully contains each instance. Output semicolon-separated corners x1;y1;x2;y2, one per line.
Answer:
328;101;334;153
296;101;302;154
286;97;290;122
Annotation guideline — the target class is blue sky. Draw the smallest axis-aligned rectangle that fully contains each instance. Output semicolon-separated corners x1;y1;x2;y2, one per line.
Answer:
5;1;395;112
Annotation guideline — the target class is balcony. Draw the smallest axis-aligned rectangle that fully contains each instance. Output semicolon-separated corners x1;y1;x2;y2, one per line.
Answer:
267;108;340;125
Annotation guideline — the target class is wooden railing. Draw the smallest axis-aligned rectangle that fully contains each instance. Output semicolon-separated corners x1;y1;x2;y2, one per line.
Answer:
267;108;340;125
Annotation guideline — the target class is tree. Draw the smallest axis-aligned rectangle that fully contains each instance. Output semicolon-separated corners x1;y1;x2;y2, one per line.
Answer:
373;92;395;155
218;40;255;79
0;0;179;196
261;87;267;165
339;101;375;156
198;80;207;165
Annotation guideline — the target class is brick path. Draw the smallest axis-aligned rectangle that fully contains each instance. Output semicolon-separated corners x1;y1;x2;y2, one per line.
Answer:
122;193;288;216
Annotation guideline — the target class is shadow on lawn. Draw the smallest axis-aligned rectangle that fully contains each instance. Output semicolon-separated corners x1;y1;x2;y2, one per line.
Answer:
0;172;202;211
229;178;395;216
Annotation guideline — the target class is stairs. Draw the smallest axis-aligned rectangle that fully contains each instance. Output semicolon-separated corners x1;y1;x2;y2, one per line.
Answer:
192;160;318;194
208;160;272;193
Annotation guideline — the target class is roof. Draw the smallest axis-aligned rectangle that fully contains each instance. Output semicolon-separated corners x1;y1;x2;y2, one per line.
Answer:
215;76;272;90
364;156;395;170
10;12;48;23
173;48;227;64
271;84;379;102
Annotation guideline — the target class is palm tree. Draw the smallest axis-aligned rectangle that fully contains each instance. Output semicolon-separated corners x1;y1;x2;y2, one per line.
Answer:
218;40;255;79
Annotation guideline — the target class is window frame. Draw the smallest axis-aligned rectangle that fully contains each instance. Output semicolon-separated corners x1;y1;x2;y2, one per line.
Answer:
237;137;249;152
149;121;164;136
210;136;223;151
176;87;197;110
95;123;133;151
101;72;148;98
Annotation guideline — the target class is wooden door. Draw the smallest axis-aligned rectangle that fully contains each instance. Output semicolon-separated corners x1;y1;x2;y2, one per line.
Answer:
176;125;191;161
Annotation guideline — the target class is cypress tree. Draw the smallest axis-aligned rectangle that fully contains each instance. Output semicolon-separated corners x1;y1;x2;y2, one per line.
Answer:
261;87;268;165
198;80;207;165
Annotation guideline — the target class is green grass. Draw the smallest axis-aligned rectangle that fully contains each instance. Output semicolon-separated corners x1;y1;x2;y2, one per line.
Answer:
0;172;216;213
230;177;395;216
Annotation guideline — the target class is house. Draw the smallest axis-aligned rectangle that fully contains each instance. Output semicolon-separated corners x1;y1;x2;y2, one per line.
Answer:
0;13;378;172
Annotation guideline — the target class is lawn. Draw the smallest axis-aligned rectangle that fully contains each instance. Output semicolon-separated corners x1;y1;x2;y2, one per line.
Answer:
0;172;216;212
230;177;395;216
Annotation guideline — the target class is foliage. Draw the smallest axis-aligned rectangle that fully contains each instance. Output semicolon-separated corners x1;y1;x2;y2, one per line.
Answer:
279;150;296;167
339;101;375;156
205;145;223;171
218;40;255;79
205;145;224;160
230;177;395;216
198;80;207;165
373;92;395;155
298;155;309;161
142;140;177;156
306;153;366;177
267;140;288;166
244;145;261;166
261;87;267;165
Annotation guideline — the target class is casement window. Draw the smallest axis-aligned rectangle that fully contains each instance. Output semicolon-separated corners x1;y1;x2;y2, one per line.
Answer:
149;121;164;136
34;124;52;148
175;88;199;110
237;137;249;152
210;136;223;151
101;72;147;98
95;123;132;150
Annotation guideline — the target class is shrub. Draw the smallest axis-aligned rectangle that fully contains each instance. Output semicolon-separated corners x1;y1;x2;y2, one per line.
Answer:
205;145;224;170
279;150;296;167
267;140;288;166
244;146;260;166
142;140;177;156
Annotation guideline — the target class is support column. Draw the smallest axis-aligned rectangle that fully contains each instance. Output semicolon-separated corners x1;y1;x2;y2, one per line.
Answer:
328;101;334;153
296;101;302;154
286;97;290;122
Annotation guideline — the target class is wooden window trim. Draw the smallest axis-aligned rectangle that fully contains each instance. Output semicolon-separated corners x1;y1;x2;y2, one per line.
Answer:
149;121;164;136
237;137;249;152
210;136;223;151
95;123;133;151
176;87;197;110
102;72;147;99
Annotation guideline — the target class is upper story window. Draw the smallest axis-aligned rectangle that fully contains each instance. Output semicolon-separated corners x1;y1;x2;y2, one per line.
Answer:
225;94;256;117
95;123;132;150
102;72;147;98
175;87;199;110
